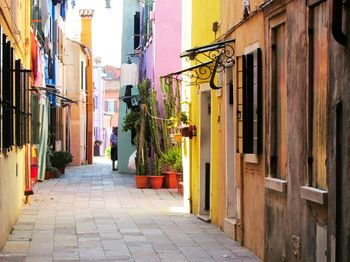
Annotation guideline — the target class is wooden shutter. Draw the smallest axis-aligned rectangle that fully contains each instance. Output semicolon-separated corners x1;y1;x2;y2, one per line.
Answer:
114;100;118;113
243;53;254;153
0;26;2;149
31;94;40;144
15;59;22;146
236;55;245;153
240;48;262;155
253;48;262;154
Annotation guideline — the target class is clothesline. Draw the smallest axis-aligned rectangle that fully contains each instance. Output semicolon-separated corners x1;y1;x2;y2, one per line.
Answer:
145;111;172;122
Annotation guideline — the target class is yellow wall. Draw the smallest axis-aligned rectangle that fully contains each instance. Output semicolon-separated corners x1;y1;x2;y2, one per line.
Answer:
190;0;220;224
0;0;31;248
80;13;94;164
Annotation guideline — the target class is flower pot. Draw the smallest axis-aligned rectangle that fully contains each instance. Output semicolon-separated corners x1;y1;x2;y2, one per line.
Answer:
31;164;38;182
149;176;164;189
135;175;149;189
180;126;190;137
162;172;177;189
45;171;56;180
59;166;65;174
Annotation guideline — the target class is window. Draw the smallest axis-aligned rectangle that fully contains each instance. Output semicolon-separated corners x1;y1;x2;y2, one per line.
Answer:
308;2;328;190
0;31;31;150
134;12;140;50
105;100;117;113
141;3;153;46
31;94;40;144
236;48;262;155
93;95;98;110
270;21;287;180
81;61;84;90
2;33;14;149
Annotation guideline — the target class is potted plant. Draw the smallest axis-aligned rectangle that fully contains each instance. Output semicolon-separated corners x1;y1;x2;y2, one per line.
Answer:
148;156;164;189
161;147;181;189
123;80;150;189
45;166;60;179
50;151;73;174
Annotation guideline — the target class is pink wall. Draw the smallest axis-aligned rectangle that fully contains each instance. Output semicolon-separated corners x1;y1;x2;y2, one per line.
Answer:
104;90;120;128
154;0;182;88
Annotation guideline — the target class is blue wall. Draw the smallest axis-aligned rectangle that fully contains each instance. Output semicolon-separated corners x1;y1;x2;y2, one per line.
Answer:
118;0;140;173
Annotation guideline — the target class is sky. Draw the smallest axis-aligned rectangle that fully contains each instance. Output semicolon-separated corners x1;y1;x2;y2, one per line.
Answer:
66;0;123;67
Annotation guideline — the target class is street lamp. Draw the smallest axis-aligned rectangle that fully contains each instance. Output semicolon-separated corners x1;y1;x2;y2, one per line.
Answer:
105;0;111;8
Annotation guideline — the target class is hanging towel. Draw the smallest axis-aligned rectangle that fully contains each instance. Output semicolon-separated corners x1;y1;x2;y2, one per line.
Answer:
30;29;38;81
120;63;139;86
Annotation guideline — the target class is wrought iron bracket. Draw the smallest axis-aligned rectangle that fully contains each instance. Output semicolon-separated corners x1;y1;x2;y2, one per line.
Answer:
162;39;235;88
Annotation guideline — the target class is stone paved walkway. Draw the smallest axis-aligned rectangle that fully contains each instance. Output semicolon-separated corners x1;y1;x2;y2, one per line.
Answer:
0;157;260;262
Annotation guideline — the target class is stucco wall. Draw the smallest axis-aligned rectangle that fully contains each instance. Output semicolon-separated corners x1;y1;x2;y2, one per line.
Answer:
0;0;31;248
190;0;220;222
65;40;87;165
118;0;139;174
0;151;26;248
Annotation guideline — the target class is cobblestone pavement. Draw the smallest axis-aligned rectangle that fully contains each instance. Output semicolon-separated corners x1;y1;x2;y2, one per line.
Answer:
0;157;261;262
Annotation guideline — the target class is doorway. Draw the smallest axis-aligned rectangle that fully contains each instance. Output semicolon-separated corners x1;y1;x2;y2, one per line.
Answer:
200;87;211;217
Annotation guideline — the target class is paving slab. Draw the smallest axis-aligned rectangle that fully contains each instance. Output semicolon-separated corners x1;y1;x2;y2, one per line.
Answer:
0;157;260;262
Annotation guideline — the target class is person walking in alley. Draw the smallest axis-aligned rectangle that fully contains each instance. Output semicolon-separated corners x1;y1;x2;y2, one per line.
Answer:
110;126;118;171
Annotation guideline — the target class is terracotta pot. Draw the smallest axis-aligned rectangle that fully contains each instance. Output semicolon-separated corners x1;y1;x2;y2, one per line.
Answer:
162;172;177;189
149;176;164;189
135;175;149;189
45;171;56;180
180;126;190;137
59;167;65;174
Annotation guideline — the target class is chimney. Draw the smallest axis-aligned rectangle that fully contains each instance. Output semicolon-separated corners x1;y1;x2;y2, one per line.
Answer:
80;9;94;164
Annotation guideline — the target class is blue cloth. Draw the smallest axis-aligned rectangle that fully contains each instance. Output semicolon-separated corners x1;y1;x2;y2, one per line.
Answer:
60;0;68;20
110;133;118;146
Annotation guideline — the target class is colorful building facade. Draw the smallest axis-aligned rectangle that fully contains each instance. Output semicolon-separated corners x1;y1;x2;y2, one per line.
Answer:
118;0;139;173
0;0;32;248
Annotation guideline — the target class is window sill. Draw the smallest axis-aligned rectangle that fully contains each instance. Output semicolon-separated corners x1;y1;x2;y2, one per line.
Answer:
244;154;259;164
300;186;327;205
265;177;287;193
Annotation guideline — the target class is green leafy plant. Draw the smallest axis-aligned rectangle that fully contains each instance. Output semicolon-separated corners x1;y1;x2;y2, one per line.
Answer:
50;151;73;169
161;147;182;173
123;110;141;133
105;145;111;159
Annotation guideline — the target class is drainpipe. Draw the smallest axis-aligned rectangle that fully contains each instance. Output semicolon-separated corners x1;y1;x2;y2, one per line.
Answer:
332;0;347;46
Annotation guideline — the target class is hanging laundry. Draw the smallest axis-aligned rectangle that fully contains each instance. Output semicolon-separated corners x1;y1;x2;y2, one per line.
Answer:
60;0;68;20
52;0;61;5
41;0;49;33
30;29;38;81
120;63;139;86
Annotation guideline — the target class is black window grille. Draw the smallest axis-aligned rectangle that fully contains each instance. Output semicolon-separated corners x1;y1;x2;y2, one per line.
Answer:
15;60;30;146
31;94;40;144
238;48;262;155
2;34;14;149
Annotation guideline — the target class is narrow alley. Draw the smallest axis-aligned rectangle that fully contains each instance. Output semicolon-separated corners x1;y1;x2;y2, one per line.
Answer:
0;157;260;262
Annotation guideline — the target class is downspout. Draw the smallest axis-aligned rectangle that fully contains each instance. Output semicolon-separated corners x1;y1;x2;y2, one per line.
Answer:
332;0;347;46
